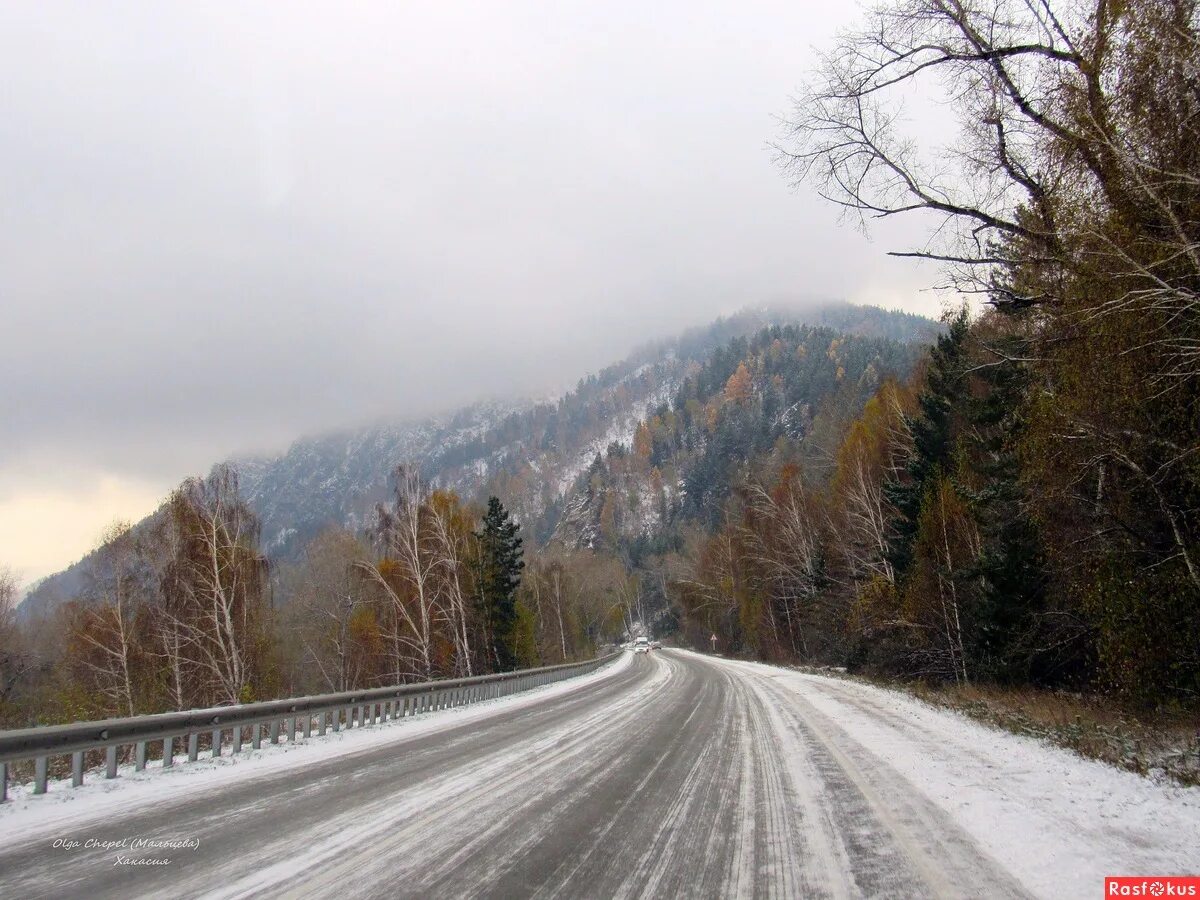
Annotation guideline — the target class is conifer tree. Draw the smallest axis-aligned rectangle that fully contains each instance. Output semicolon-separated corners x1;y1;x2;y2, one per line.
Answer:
476;497;525;671
960;326;1049;682
884;309;969;580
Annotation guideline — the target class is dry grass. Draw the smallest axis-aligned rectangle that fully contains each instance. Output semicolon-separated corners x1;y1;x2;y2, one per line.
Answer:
903;681;1200;786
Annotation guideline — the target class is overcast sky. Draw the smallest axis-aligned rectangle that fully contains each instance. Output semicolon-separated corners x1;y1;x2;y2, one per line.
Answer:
0;1;948;586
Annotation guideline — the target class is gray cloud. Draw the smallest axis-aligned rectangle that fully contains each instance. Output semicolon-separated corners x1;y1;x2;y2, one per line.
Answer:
1;0;943;498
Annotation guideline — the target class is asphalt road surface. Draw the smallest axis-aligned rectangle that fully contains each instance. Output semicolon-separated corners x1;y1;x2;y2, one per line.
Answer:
0;650;1193;899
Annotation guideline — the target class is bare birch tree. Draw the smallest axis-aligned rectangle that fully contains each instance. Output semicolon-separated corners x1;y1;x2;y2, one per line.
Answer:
360;465;440;681
163;465;269;706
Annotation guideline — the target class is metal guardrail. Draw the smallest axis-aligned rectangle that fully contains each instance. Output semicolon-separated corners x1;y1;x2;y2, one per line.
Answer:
0;652;619;801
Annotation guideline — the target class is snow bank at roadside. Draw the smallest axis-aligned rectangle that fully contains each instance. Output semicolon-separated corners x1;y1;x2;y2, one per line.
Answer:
693;651;1200;898
0;652;632;839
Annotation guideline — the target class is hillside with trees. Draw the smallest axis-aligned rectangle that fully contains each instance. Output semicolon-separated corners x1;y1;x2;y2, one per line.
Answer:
11;0;1196;732
0;304;934;727
673;0;1200;711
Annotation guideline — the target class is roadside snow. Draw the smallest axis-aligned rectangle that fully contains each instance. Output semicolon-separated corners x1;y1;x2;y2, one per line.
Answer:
694;652;1200;898
0;653;631;840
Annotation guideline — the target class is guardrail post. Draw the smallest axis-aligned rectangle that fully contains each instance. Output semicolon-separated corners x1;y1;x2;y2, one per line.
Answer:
252;724;262;749
163;737;174;767
232;726;242;754
287;717;296;742
136;741;147;772
269;721;280;744
302;715;311;739
106;745;119;778
34;756;48;794
319;711;328;735
72;751;84;787
187;733;199;762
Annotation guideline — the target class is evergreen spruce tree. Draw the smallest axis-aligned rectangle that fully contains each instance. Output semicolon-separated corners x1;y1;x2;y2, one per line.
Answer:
476;497;525;671
884;309;970;580
960;330;1049;682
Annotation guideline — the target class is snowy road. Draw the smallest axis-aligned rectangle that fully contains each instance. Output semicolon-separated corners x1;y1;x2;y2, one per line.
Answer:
1;649;1197;899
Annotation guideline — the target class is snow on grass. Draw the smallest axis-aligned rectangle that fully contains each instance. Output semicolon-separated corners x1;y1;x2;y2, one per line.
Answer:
690;651;1200;898
0;653;632;840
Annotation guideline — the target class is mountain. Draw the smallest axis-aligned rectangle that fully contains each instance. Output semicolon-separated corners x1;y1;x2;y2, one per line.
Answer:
19;303;937;620
550;321;927;557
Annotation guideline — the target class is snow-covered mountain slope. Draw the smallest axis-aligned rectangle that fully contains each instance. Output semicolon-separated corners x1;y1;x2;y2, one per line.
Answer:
19;304;936;618
232;401;523;561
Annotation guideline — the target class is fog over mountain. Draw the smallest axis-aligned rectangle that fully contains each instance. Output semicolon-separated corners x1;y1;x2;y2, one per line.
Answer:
18;304;936;619
0;2;947;587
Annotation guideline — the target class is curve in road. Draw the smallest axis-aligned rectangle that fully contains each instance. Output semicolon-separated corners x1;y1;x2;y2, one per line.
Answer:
1;650;1195;899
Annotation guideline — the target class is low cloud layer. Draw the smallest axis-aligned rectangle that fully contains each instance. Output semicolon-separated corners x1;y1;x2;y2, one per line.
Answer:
1;1;943;582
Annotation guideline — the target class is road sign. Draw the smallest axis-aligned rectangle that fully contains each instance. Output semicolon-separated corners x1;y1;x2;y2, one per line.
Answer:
709;633;717;652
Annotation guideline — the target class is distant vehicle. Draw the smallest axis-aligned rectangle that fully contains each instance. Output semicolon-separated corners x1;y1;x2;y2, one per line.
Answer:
650;641;662;650
633;637;650;654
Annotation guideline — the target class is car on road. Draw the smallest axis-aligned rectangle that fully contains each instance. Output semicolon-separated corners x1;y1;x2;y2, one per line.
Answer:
650;640;662;650
632;637;650;654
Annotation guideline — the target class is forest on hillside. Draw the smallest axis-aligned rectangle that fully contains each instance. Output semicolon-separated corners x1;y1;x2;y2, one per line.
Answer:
678;0;1200;705
0;313;927;727
1;0;1197;728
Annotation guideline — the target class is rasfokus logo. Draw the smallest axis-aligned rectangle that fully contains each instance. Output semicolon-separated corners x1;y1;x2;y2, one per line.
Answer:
1106;877;1200;897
